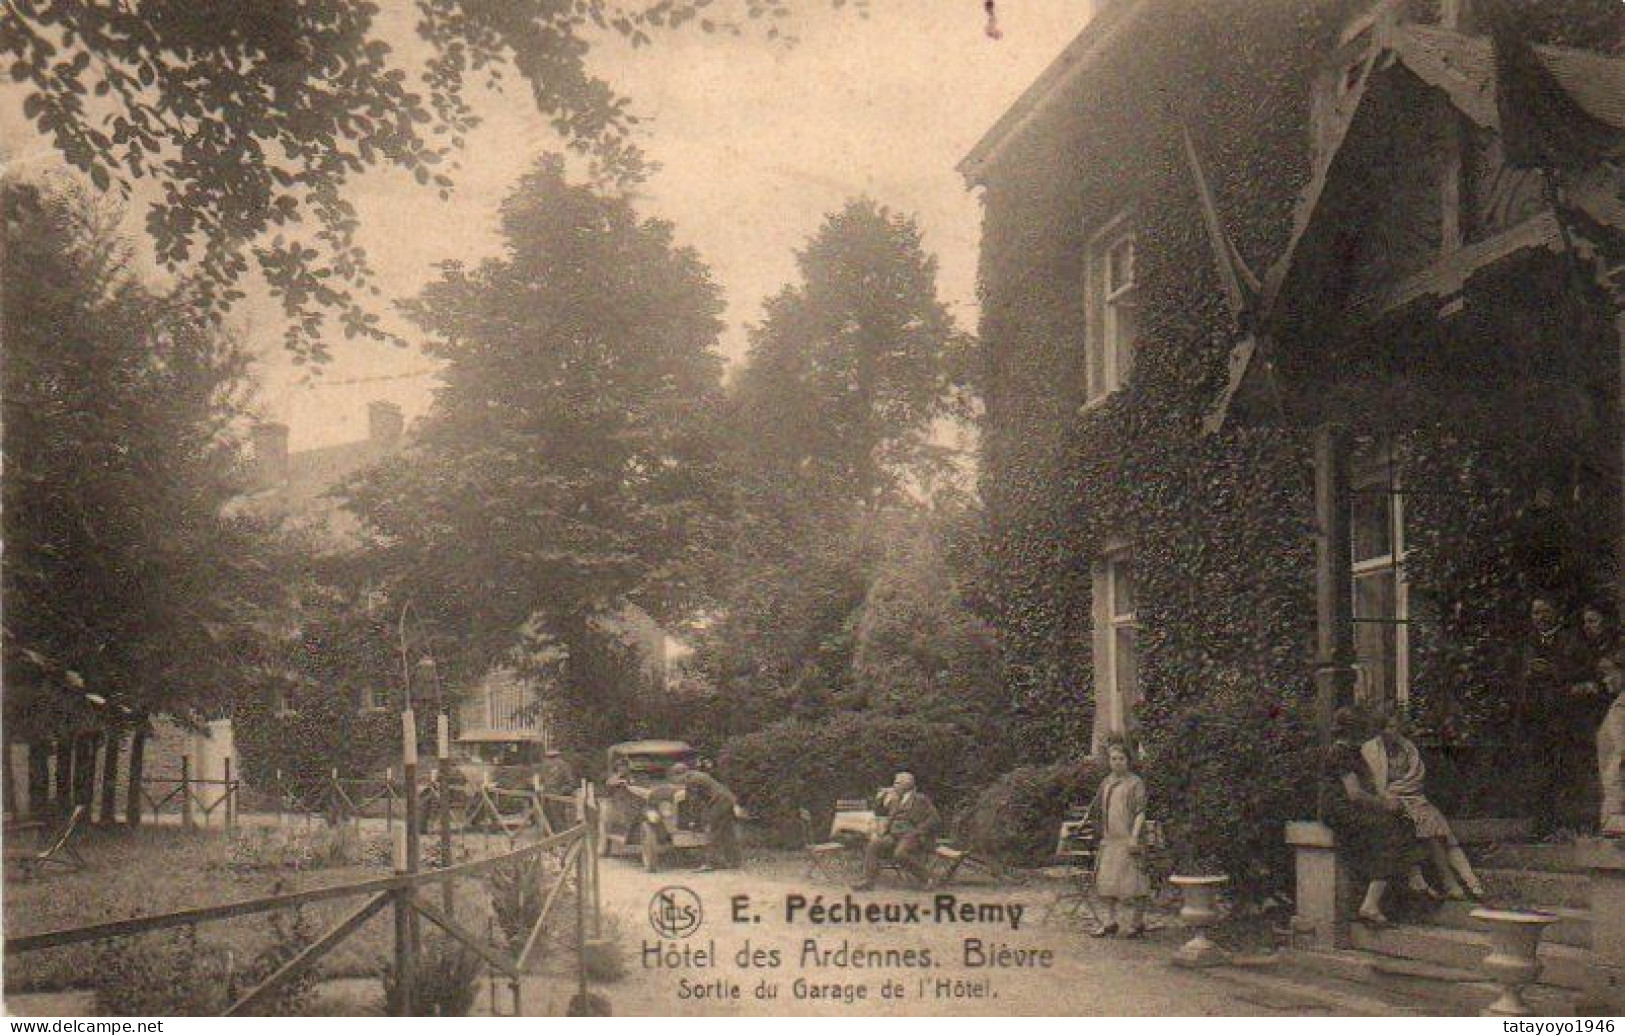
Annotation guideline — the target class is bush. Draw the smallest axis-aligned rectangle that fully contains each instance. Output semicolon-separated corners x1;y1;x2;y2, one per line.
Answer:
1140;678;1319;902
382;933;481;1018
93;910;317;1016
960;760;1105;867
717;712;986;841
484;851;556;952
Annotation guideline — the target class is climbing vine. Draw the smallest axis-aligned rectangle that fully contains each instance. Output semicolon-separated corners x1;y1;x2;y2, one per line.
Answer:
975;0;1623;895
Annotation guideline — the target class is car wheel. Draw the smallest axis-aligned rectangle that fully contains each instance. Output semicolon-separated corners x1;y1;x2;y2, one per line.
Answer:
640;822;662;873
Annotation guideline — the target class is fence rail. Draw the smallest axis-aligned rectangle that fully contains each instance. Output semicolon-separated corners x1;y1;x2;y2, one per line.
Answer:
6;810;600;1016
138;755;239;829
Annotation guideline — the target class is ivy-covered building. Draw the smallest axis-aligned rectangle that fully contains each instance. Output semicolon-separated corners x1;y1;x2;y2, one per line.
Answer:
962;0;1625;895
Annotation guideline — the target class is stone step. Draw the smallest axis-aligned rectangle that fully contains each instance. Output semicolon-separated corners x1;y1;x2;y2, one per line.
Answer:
1451;818;1534;845
1469;842;1585;874
1279;947;1578;1015
1427;900;1591;950
1350;921;1593;991
1205;959;1425;1016
1479;867;1591;908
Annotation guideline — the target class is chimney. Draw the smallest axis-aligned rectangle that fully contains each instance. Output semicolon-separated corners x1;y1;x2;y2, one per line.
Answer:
250;421;290;488
368;400;404;447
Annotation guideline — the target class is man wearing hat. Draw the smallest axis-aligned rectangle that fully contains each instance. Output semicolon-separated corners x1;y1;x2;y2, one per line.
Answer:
854;772;940;891
669;763;742;871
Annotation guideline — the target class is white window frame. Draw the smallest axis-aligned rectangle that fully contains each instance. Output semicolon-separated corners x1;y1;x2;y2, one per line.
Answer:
1084;213;1139;404
1091;545;1139;749
1350;449;1410;707
356;685;387;713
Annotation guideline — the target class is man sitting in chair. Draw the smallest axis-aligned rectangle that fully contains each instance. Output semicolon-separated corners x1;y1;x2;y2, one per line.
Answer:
853;772;940;891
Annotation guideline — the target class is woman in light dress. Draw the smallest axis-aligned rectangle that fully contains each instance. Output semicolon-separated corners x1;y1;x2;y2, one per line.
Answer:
1090;738;1150;939
1361;706;1486;901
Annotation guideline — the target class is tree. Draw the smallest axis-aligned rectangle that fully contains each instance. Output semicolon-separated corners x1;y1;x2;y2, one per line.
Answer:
3;0;853;360
851;503;1004;731
732;198;972;512
342;157;728;743
2;175;274;820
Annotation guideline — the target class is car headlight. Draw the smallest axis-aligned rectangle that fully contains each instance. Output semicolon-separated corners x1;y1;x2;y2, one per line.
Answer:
645;809;663;824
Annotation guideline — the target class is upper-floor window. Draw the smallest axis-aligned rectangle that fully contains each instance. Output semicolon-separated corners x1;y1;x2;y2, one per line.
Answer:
1085;215;1139;403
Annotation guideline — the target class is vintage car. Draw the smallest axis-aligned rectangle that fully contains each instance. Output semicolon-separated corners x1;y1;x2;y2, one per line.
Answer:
598;739;706;871
419;730;551;830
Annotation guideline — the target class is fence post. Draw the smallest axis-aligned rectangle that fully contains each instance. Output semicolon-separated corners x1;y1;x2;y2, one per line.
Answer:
437;713;452;914
223;757;235;831
275;769;284;827
576;820;589;1011
587;783;602;939
180;755;194;830
401;709;421;1016
392;825;415;1017
386;766;395;835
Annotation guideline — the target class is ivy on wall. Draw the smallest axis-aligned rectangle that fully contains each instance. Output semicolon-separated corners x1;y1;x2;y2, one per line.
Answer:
975;0;1623;892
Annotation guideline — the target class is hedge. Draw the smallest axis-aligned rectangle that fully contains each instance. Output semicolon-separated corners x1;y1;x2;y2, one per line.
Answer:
959;760;1105;868
716;712;988;842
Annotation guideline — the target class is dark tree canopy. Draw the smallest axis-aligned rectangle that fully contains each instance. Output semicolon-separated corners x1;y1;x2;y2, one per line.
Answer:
343;156;728;682
3;0;856;361
733;198;972;511
1;176;271;741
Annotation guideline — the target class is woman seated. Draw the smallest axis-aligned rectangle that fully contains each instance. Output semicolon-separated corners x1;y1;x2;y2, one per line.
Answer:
1361;705;1486;901
1322;707;1425;926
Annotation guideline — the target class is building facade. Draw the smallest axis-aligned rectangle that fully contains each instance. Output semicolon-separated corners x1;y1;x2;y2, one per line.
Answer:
964;0;1624;848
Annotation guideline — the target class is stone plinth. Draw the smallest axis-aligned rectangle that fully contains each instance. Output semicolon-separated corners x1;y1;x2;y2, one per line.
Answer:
1287;820;1347;950
1575;837;1625;1014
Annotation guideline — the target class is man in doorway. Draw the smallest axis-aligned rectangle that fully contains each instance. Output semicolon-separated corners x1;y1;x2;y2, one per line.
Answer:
669;763;742;871
854;772;941;891
1520;595;1588;829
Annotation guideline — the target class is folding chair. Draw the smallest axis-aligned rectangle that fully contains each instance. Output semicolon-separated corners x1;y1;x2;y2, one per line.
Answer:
6;805;89;880
1042;804;1100;924
798;807;848;881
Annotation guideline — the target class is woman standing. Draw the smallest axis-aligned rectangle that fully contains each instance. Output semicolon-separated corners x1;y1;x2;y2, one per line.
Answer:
1090;738;1150;939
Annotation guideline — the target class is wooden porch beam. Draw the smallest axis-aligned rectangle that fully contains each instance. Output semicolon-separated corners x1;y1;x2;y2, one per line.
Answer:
1313;424;1357;742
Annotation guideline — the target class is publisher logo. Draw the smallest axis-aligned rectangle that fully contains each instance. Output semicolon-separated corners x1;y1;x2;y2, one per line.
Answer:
649;885;703;939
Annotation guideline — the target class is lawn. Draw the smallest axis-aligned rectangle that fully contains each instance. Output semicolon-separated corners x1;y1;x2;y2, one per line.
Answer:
3;822;503;1007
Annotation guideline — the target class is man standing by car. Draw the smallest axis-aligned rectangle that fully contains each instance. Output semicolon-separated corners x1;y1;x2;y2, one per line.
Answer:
854;772;940;891
669;763;742;871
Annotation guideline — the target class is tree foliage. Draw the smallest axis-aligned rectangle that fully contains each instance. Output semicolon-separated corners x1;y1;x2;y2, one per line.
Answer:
342;157;727;735
3;0;859;360
733;198;972;511
1;175;270;742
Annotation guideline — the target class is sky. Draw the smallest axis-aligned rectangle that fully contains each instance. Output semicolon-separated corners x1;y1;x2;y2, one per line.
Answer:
1;1;1098;450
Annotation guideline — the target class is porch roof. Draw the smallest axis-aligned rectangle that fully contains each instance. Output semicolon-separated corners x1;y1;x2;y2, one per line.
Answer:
1203;24;1625;433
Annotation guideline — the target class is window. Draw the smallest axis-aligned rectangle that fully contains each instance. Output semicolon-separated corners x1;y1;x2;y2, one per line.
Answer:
1093;549;1139;746
1085;216;1139;402
356;685;387;712
1350;444;1409;707
272;686;298;719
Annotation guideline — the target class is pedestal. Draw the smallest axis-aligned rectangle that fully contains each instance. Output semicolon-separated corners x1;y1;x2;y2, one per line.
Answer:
1471;908;1558;1017
1576;837;1625;1014
1169;874;1228;968
1286;821;1347;950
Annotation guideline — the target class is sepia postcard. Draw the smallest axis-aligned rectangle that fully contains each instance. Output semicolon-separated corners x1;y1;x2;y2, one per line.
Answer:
3;0;1625;1020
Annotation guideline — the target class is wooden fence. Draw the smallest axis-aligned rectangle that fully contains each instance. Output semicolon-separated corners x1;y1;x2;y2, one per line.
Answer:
138;755;240;829
268;770;576;843
6;794;605;1016
12;706;611;1016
